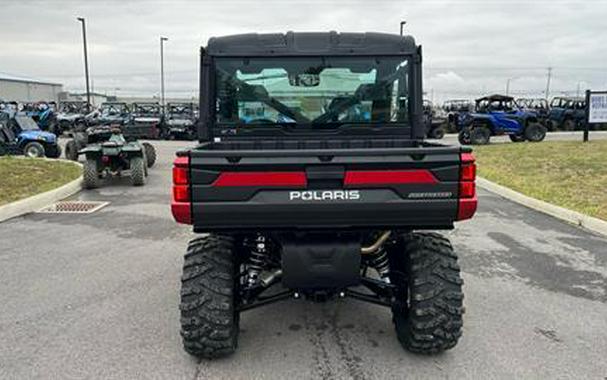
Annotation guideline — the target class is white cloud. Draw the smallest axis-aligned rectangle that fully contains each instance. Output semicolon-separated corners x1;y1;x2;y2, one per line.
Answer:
0;0;605;101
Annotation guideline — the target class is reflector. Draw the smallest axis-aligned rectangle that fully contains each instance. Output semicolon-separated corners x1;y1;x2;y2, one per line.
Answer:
457;197;477;221
461;152;475;163
214;172;307;187
344;170;438;186
174;156;189;167
171;203;191;224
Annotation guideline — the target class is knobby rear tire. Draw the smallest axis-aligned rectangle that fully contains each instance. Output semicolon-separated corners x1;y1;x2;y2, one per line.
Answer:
524;122;547;142
180;235;239;359
83;159;100;189
430;127;445;139
65;140;79;161
130;157;146;186
391;232;464;354
470;126;491;145
142;142;156;168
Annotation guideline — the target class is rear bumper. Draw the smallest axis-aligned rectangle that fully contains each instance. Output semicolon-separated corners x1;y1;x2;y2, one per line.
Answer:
192;195;457;232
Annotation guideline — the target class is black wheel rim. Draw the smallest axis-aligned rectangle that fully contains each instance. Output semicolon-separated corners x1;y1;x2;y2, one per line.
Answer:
26;146;40;157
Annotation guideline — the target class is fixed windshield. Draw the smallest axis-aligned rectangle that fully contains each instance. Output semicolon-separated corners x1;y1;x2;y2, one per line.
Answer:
134;104;160;115
101;104;128;116
169;104;193;118
214;56;409;127
477;99;518;112
14;116;40;131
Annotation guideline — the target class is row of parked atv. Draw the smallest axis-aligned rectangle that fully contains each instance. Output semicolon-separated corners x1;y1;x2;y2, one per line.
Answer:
439;94;594;145
0;100;198;141
1;107;157;189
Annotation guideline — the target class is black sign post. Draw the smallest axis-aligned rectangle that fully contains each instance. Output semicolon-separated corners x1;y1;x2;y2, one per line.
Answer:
584;90;590;142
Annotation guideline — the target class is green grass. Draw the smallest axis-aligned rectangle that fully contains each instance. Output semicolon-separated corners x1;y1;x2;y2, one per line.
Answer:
474;140;607;221
0;157;81;206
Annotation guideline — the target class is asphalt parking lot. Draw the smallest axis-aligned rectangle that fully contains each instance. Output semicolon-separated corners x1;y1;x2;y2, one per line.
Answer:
1;140;607;379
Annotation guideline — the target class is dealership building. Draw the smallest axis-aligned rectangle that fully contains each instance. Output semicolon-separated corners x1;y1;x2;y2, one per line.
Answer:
0;72;63;103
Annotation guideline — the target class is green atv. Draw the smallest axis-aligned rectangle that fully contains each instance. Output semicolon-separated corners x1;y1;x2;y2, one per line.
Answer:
66;124;157;168
79;128;157;189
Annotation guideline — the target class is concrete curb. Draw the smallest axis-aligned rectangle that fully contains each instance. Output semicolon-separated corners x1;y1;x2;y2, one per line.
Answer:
0;158;83;223
477;177;607;237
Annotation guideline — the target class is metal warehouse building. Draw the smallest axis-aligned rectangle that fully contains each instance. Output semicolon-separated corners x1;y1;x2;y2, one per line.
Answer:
0;72;63;103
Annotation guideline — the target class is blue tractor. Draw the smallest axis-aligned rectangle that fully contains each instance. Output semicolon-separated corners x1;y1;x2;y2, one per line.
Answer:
458;94;547;145
0;113;62;158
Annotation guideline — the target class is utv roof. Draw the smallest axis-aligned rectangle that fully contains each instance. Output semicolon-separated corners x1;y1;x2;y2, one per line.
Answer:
206;32;417;56
476;94;514;102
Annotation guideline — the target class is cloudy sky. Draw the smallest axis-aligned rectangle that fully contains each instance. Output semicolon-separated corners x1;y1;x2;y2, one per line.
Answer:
1;0;605;102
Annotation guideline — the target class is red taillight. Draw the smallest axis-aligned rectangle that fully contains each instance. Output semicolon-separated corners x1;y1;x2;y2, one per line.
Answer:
459;181;475;198
213;172;307;187
344;170;438;186
173;167;188;185
457;152;477;221
172;155;191;224
173;185;189;202
460;162;476;182
102;155;110;163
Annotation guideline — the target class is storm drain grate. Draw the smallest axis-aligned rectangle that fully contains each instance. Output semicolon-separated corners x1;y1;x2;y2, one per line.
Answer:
37;201;109;214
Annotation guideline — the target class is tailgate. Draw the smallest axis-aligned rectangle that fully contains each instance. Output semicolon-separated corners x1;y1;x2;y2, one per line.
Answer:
184;145;466;231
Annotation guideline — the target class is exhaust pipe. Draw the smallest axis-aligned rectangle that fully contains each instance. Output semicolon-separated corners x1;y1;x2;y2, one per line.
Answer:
361;231;391;255
260;269;282;287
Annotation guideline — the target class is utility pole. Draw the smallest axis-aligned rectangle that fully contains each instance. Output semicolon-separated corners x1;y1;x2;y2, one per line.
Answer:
160;36;168;114
545;67;552;100
576;82;581;97
506;78;511;96
77;17;91;112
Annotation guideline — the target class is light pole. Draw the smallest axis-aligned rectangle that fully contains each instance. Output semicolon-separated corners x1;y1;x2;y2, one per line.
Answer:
77;17;91;111
576;81;583;97
545;67;552;100
505;77;520;96
160;37;168;114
